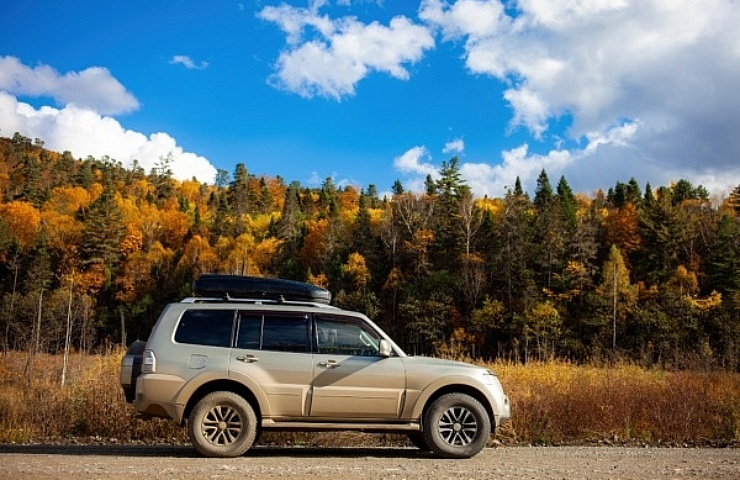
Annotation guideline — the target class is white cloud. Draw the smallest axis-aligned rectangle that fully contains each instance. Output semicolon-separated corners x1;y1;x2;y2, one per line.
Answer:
259;4;434;99
0;56;139;116
394;146;437;176
392;146;439;192
0;58;217;183
170;55;209;70
418;0;740;196
393;119;740;199
442;138;465;154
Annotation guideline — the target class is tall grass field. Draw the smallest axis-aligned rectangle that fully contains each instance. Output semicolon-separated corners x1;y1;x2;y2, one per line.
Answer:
1;350;738;446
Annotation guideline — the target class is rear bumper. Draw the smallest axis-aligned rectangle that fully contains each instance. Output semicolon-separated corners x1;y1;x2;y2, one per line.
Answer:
132;374;186;422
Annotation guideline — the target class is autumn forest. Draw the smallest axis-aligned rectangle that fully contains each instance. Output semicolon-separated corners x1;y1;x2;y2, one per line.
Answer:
1;134;739;369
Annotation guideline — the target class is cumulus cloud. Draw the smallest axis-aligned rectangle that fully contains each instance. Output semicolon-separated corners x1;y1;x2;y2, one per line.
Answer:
416;0;740;196
392;146;441;192
259;3;434;99
459;123;644;198
0;58;217;183
0;55;139;116
170;55;209;70
394;146;437;176
442;138;465;154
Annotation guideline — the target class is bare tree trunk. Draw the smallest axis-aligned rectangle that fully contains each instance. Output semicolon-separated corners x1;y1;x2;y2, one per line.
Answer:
4;254;20;354
120;309;127;347
24;288;44;379
35;288;43;353
62;273;74;386
613;262;618;351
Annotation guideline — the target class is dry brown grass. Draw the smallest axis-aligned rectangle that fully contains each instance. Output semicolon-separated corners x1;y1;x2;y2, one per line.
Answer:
0;351;737;446
493;360;740;445
0;350;185;444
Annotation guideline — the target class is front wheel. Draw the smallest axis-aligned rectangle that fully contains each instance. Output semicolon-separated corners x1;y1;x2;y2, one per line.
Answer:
422;393;491;459
188;391;257;457
407;431;430;451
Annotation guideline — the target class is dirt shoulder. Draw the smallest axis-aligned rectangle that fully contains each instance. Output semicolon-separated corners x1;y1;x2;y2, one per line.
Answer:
1;444;738;480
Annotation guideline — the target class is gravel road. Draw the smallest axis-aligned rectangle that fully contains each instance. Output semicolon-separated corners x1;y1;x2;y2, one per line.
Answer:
1;444;738;479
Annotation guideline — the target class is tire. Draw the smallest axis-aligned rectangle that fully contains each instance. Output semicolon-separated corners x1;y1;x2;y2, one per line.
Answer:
187;391;258;458
121;340;146;403
407;431;431;451
422;393;491;459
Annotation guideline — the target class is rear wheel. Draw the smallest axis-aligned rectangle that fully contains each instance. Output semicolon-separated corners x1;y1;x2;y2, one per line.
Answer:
188;391;257;457
422;393;490;459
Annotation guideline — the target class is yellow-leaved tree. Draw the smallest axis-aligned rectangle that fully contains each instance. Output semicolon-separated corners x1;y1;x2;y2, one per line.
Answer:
597;244;637;351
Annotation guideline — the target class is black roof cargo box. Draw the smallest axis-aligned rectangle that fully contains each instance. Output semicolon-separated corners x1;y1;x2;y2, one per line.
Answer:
193;274;331;305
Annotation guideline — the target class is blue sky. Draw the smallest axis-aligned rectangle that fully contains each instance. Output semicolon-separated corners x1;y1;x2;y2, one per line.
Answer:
1;0;739;198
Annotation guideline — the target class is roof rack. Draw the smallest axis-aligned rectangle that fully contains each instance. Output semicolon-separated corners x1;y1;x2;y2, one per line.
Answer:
180;296;339;309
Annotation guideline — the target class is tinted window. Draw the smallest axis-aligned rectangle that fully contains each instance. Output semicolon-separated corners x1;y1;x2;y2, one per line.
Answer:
262;315;309;353
316;315;381;356
174;309;235;347
236;314;262;350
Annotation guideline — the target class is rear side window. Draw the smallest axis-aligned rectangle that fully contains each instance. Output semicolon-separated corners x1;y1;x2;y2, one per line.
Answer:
175;309;235;347
236;314;261;350
262;315;309;353
235;313;309;353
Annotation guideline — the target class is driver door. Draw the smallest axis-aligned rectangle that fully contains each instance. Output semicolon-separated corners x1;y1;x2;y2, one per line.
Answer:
309;314;406;420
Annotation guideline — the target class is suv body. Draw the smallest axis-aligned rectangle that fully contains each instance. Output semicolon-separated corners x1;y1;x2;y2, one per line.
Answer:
121;277;510;458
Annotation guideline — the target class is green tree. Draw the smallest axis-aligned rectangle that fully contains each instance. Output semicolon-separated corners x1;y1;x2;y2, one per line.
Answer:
636;191;692;284
556;175;577;228
513;177;525;197
608;178;641;209
79;181;125;277
707;214;740;296
229;163;249;235
670;179;708;205
318;177;339;218
433;157;470;275
533;169;553;209
643;182;655;206
532;169;567;291
492;188;536;315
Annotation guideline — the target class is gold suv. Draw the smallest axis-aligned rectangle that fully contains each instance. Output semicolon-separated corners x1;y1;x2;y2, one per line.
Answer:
121;275;510;458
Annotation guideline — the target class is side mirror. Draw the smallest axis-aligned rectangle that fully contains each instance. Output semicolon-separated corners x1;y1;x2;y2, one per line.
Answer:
378;339;392;357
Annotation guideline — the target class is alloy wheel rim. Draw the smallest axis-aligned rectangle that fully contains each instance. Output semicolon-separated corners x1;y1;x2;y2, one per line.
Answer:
437;406;478;446
202;405;243;446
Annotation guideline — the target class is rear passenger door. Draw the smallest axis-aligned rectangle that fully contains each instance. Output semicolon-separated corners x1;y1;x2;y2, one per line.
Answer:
229;312;314;419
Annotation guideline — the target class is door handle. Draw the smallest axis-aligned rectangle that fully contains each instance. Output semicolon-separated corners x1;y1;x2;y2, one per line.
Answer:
318;359;340;368
236;354;259;363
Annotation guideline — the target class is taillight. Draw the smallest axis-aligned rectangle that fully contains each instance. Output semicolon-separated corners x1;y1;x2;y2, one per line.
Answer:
141;350;157;374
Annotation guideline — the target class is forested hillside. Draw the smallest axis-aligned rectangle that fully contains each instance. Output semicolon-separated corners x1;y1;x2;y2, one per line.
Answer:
1;133;739;368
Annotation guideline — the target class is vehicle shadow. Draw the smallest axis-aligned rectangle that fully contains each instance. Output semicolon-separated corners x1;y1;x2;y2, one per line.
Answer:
0;443;431;459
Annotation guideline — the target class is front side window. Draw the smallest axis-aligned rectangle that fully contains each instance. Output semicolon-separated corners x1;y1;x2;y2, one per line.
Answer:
174;309;235;347
315;315;382;356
